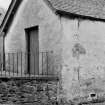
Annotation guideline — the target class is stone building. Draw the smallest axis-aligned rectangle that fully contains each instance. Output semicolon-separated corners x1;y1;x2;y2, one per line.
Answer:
1;0;105;101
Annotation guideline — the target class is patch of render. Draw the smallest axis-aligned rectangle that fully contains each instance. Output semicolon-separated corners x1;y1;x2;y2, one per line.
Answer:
72;43;86;59
60;16;105;101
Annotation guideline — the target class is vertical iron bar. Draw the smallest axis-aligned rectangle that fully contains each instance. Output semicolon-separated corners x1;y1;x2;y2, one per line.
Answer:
13;53;14;77
17;52;18;76
34;52;35;77
0;54;2;70
25;52;26;77
1;53;3;77
1;53;2;77
1;54;3;76
0;53;1;76
37;49;39;75
26;52;27;77
8;53;10;76
0;53;2;76
28;52;30;77
46;52;49;76
0;54;2;75
0;54;1;76
5;53;6;77
12;53;13;76
3;34;5;74
42;52;44;75
21;52;22;77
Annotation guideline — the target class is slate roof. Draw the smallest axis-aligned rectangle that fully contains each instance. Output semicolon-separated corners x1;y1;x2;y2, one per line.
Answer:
48;0;105;19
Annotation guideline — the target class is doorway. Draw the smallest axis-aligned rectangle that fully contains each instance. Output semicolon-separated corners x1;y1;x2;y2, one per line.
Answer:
25;26;39;75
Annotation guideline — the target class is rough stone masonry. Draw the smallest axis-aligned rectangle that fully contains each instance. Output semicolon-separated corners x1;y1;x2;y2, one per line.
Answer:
0;79;59;105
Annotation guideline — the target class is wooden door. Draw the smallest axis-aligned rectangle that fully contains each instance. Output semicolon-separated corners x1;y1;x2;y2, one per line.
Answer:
26;26;39;75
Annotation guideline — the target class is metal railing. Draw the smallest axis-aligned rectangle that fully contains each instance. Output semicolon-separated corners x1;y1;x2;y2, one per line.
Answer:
0;51;59;78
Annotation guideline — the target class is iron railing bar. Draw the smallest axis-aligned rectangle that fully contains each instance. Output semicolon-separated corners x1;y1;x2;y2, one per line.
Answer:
26;52;28;77
17;52;18;76
0;54;2;70
0;54;1;76
0;51;55;78
12;53;13;76
29;53;30;78
42;52;44;75
44;52;46;75
34;53;35;77
25;52;27;77
13;53;15;77
0;54;2;75
8;53;10;76
5;54;6;77
21;52;22;77
46;52;49;76
37;49;39;76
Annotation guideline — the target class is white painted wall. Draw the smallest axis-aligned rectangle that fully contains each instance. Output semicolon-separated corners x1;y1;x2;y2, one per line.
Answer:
5;0;62;74
4;0;105;101
61;17;105;100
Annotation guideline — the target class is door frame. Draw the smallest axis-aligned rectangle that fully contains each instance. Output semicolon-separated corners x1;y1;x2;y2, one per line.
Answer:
25;26;39;74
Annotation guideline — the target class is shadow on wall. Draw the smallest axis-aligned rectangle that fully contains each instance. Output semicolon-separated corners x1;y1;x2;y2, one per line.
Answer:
72;43;86;59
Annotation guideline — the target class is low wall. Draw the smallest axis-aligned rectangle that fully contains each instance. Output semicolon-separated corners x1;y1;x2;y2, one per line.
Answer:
0;79;59;105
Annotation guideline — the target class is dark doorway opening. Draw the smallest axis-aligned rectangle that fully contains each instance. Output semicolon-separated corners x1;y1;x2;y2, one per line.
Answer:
25;26;39;75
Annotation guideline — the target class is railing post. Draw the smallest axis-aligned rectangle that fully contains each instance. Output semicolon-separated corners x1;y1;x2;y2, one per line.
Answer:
34;52;35;77
28;52;30;76
0;54;2;75
21;52;22;77
42;52;44;75
3;53;5;71
0;54;1;76
46;52;49;76
2;32;5;71
37;49;39;75
13;53;14;76
5;53;6;77
8;53;10;76
17;52;18;76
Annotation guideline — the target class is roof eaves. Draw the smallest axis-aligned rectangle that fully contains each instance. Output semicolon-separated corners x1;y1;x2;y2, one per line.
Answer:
0;0;17;35
56;9;105;22
44;0;58;15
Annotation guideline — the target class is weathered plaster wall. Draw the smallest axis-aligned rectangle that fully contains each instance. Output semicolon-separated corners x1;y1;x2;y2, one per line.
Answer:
4;0;105;101
61;17;105;100
5;0;62;74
